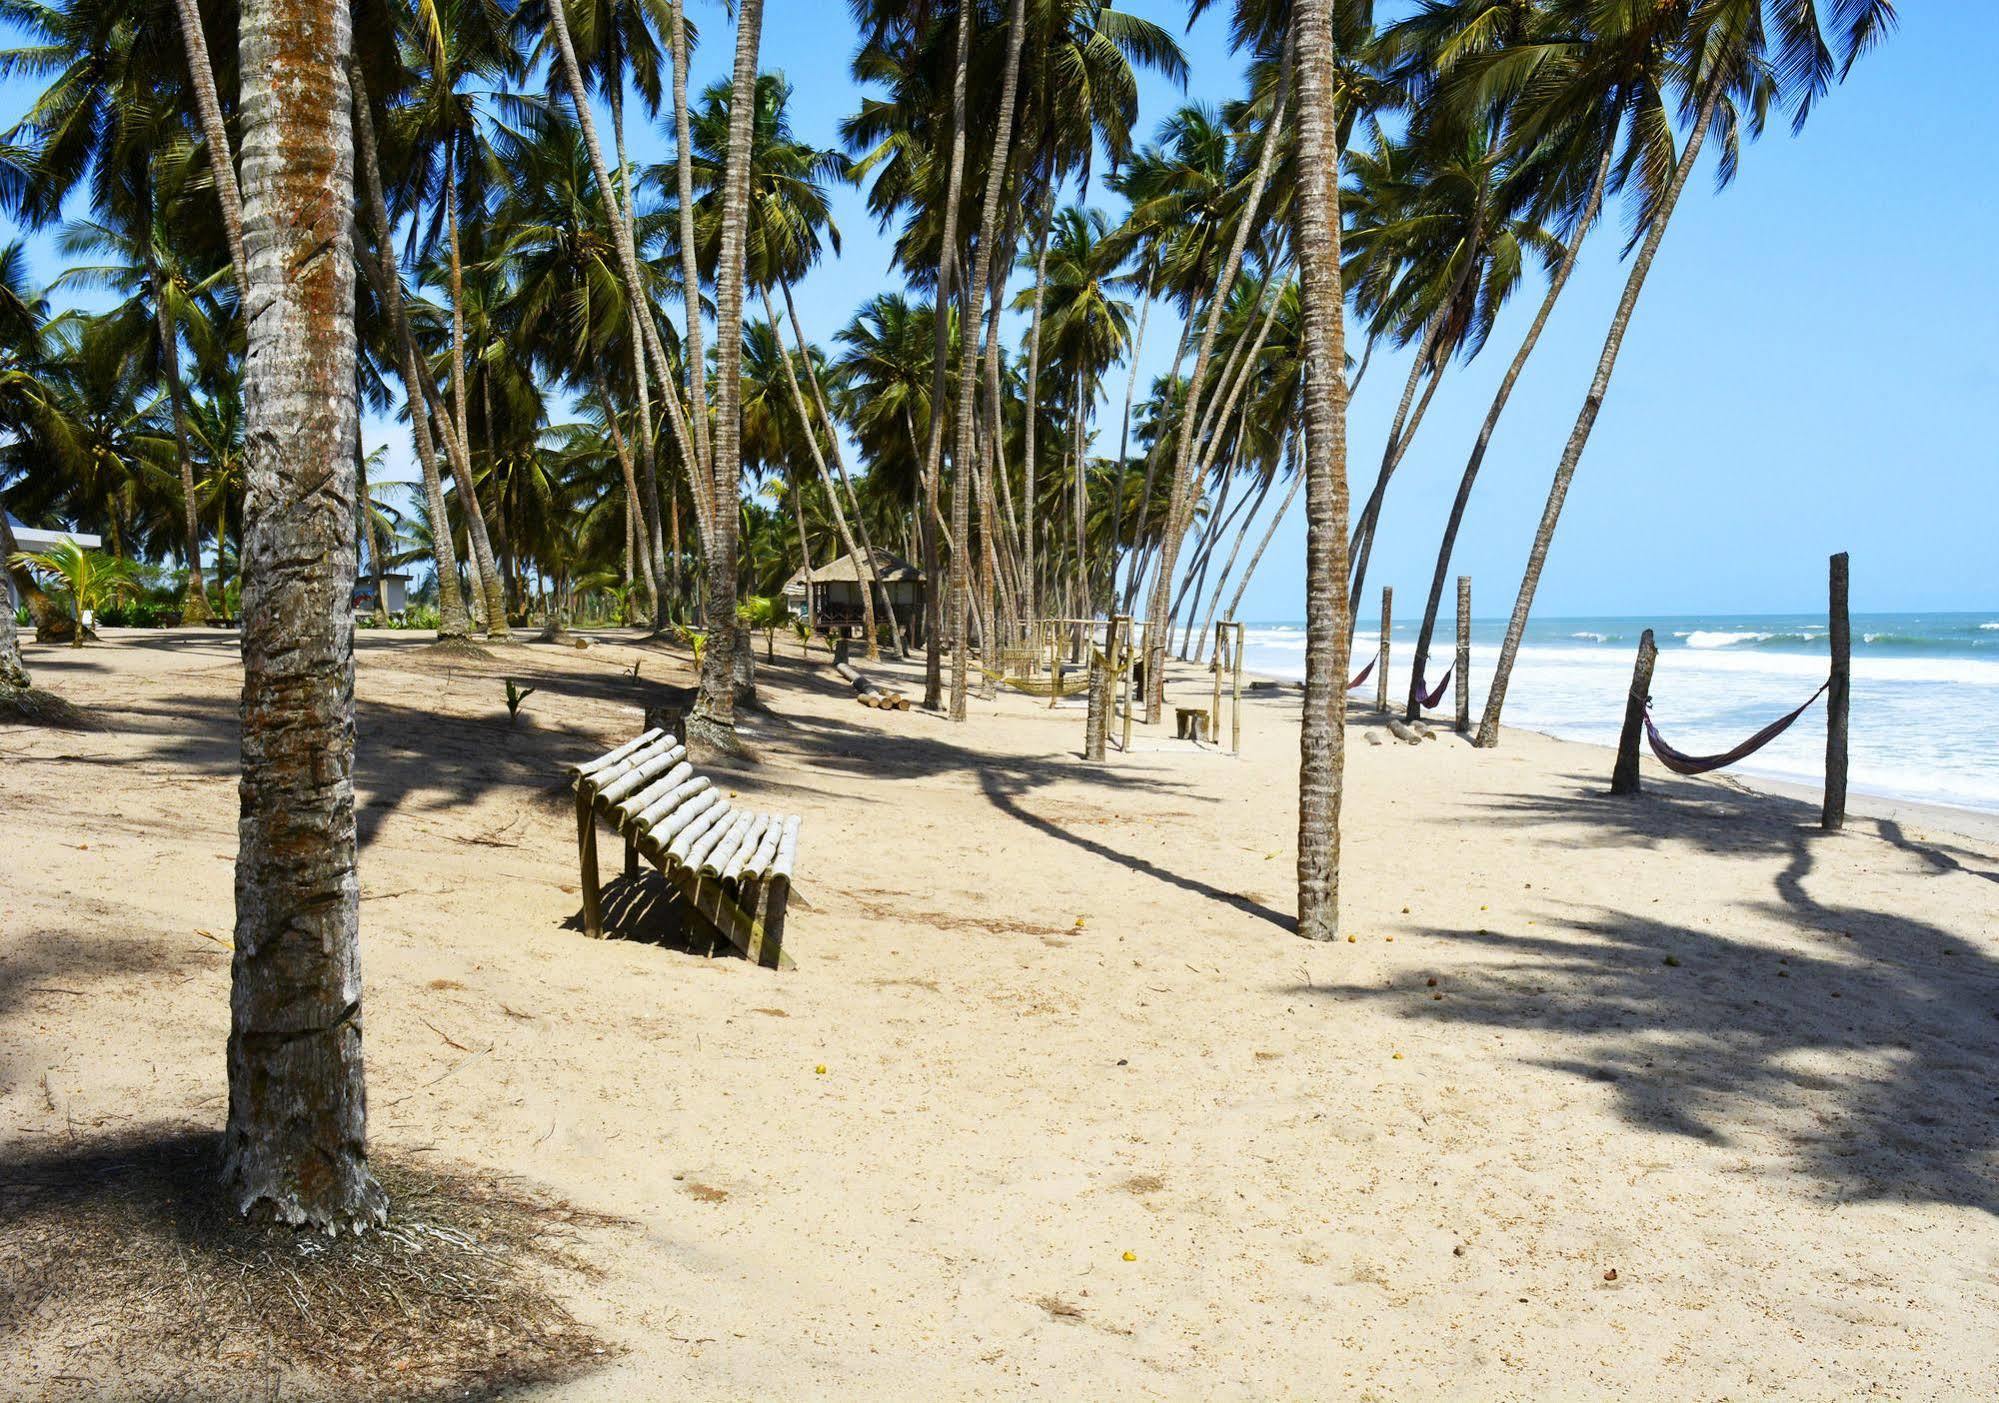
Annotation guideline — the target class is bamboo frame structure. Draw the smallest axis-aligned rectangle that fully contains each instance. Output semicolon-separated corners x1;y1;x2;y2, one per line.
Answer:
1208;620;1246;755
570;729;798;968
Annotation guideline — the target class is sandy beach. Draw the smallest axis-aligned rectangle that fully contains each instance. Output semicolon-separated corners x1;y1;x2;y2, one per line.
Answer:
4;627;1997;1399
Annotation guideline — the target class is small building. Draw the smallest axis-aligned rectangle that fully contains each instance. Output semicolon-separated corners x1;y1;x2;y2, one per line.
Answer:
4;520;103;608
352;572;410;616
782;549;926;644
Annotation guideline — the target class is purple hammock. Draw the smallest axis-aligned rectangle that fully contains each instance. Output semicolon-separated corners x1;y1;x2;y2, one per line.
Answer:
1642;681;1829;777
1411;665;1454;711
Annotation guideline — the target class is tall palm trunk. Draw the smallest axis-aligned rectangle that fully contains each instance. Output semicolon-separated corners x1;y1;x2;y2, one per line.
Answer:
546;0;710;544
760;283;880;655
1346;353;1444;615
170;0;248;290
1120;317;1192;614
1020;191;1053;624
597;380;657;620
948;0;1029;718
0;575;25;692
154;258;211;622
1477;70;1726;747
668;0;713;491
1145;33;1292;722
445;168;471;454
1407;146;1612;720
692;0;766;735
913;0;973;710
1104;275;1152;606
1221;446;1304;627
782;282;906;658
1291;0;1353;943
1192;462;1274;661
355;427;388;625
350;65;471;641
226;0;383;1231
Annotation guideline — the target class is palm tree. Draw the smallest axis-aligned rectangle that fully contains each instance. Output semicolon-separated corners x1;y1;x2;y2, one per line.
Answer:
53;147;231;621
1475;0;1894;746
8;539;139;645
1290;0;1355;942
224;0;383;1232
690;0;767;741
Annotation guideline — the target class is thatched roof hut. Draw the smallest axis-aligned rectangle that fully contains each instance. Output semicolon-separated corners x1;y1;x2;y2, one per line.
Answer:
782;550;927;642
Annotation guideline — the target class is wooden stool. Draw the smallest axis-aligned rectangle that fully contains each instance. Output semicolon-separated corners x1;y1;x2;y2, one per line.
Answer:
1175;707;1209;742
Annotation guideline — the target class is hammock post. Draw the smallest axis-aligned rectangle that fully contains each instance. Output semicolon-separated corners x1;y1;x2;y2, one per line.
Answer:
1119;615;1136;752
1455;576;1472;735
1230;620;1244;756
1085;642;1109;762
1611;628;1658;795
1823;551;1850;831
1377;586;1392;714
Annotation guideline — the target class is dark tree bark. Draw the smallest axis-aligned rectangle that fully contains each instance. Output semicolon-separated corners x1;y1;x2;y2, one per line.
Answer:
224;0;384;1232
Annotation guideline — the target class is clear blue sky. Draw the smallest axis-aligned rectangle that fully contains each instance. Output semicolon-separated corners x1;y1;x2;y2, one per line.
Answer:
4;2;1993;618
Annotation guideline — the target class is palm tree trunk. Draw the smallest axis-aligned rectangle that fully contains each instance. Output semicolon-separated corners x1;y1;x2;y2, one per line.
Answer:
1291;0;1353;943
948;0;1029;718
1104;275;1152;605
1477;70;1725;748
349;64;471;641
154;259;211;622
915;0;973;712
779;281;904;658
761;283;880;655
1407;146;1611;720
691;0;766;737
225;0;383;1231
668;0;713;488
1070;368;1088;633
0;574;26;692
1192;462;1273;662
1020;190;1054;624
170;0;247;290
1145;31;1292;722
1221;447;1303;627
597;380;657;620
445;170;473;464
1346;354;1444;616
546;0;712;543
1120;317;1192;614
354;429;389;625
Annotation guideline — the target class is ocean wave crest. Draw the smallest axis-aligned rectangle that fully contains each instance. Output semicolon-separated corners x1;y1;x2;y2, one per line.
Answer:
1683;630;1770;649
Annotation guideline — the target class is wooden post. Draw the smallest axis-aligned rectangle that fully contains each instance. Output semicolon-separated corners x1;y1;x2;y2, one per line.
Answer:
576;785;603;937
1230;621;1244;755
1084;650;1108;760
1119;616;1136;752
1377;586;1392;713
1210;632;1224;736
1823;551;1849;831
1611;628;1657;795
1455;576;1471;735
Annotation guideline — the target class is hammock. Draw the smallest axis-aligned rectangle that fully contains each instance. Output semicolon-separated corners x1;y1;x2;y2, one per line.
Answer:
1642;681;1829;777
980;646;1125;700
1347;657;1376;692
1413;665;1454;710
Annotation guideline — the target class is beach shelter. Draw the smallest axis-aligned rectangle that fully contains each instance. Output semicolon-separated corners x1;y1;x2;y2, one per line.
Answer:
782;548;926;643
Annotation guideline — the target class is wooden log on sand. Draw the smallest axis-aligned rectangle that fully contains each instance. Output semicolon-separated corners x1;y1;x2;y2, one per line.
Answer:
833;637;906;709
1385;717;1424;745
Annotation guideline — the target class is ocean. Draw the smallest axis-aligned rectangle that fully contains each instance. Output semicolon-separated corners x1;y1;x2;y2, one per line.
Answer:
1237;613;1999;815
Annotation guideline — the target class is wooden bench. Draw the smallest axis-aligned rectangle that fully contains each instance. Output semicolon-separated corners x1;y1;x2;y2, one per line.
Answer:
1174;706;1209;742
569;729;799;968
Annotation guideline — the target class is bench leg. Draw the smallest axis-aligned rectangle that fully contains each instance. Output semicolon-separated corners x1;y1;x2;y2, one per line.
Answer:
576;787;603;938
623;830;638;880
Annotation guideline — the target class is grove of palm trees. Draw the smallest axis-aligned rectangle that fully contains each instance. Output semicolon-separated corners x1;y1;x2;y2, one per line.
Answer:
14;1;1999;1399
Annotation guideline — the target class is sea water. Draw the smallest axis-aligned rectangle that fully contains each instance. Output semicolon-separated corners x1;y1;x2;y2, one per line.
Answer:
1237;614;1999;815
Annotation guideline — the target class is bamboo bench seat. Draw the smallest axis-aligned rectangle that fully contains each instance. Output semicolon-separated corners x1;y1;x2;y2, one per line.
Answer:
569;729;799;968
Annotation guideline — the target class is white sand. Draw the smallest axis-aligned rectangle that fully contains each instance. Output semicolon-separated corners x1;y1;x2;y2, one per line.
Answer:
4;627;1997;1399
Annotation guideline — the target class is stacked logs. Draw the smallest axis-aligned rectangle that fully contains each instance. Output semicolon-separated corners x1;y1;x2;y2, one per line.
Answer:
833;638;910;710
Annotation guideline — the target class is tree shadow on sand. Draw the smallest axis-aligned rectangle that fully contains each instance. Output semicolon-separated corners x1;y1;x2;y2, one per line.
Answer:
1286;769;1999;1216
0;1127;616;1400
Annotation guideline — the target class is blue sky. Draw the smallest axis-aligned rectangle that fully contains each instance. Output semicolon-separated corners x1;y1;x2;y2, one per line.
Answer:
4;2;1993;618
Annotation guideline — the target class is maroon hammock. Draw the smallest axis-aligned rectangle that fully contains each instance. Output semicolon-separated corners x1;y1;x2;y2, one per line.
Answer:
1347;657;1376;691
1412;665;1454;711
1642;682;1830;777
